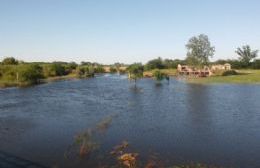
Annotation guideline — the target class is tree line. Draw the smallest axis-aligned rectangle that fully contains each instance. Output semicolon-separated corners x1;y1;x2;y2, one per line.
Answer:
144;34;259;70
0;58;107;87
1;34;259;87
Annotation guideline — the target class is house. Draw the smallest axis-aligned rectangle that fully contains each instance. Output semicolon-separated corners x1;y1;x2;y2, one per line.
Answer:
177;64;212;77
211;63;231;71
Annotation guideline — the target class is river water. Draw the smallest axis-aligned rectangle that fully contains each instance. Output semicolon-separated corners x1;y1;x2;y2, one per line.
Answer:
0;74;259;168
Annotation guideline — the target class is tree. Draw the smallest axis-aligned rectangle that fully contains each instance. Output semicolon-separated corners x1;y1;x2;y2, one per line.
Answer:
153;70;164;82
153;70;170;84
2;57;18;65
127;63;144;86
144;57;165;70
76;66;94;78
235;45;258;67
109;66;117;73
186;34;215;66
18;64;43;84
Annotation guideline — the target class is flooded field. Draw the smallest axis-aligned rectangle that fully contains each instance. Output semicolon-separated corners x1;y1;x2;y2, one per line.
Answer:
0;74;260;168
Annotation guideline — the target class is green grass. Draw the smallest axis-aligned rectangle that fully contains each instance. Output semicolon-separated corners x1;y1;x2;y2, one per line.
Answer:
144;69;177;77
187;69;260;84
0;73;78;88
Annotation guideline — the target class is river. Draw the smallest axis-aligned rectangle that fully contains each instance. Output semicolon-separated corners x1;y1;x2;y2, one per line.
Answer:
0;74;259;168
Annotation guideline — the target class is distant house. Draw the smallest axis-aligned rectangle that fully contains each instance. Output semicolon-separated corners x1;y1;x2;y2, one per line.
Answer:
177;64;212;77
211;63;231;71
177;63;232;77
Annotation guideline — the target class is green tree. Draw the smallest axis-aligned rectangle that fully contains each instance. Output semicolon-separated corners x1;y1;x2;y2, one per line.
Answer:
153;70;164;82
94;65;105;73
235;45;258;67
127;63;144;86
76;66;94;78
144;57;165;70
153;70;170;84
109;66;117;73
2;57;18;65
18;64;43;84
186;34;215;66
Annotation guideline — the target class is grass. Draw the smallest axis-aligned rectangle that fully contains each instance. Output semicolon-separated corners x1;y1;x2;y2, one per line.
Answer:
187;69;260;84
0;73;78;88
40;73;78;83
144;69;177;77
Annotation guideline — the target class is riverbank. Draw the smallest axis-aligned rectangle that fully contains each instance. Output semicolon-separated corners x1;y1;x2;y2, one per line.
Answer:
0;74;79;88
144;69;177;77
187;69;260;84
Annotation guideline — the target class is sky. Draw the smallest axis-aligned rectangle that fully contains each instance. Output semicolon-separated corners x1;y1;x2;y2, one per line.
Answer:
0;0;260;64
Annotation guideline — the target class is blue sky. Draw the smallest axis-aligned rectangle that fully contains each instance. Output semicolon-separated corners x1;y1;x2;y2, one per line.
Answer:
0;0;260;64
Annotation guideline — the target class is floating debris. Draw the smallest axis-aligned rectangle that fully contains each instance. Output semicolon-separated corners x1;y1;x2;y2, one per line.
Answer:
96;116;113;133
118;153;138;168
75;129;99;157
110;141;129;155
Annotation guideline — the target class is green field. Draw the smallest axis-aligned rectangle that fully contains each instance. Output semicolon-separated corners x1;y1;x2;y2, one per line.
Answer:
144;69;177;77
187;70;260;84
144;69;260;84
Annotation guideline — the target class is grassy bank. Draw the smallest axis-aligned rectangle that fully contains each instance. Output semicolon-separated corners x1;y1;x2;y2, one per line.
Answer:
144;69;177;77
0;74;79;88
187;69;260;84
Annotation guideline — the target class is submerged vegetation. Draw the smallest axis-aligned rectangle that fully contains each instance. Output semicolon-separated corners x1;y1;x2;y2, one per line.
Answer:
152;70;170;84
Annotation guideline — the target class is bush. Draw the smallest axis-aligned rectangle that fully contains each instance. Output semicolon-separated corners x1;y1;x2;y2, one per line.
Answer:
2;57;18;65
109;67;117;73
145;57;165;70
18;64;43;84
94;66;105;73
43;64;67;77
222;70;238;76
153;70;164;81
76;66;94;78
252;59;260;69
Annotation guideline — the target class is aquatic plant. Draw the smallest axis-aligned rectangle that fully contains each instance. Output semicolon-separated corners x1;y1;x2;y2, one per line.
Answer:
118;153;138;168
74;129;99;157
96;115;114;133
110;141;129;155
153;70;170;84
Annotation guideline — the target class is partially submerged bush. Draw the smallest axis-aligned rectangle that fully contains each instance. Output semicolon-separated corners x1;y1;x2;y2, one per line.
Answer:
222;70;238;76
152;70;170;83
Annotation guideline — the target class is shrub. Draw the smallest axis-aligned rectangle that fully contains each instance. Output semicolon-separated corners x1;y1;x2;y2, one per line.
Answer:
18;64;43;84
222;70;238;76
153;70;164;81
252;59;260;69
76;66;94;78
109;67;117;73
2;57;18;65
94;66;105;73
43;63;67;77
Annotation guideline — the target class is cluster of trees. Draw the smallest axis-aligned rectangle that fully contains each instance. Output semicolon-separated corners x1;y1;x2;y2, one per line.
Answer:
185;34;259;69
143;34;259;70
0;63;43;85
0;57;106;86
144;57;185;70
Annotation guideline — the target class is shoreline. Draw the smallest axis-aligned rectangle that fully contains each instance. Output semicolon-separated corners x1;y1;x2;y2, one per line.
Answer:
0;74;80;89
1;69;260;88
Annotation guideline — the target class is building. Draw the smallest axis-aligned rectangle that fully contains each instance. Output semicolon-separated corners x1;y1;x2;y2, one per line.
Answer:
177;64;212;77
177;63;232;77
211;63;231;71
